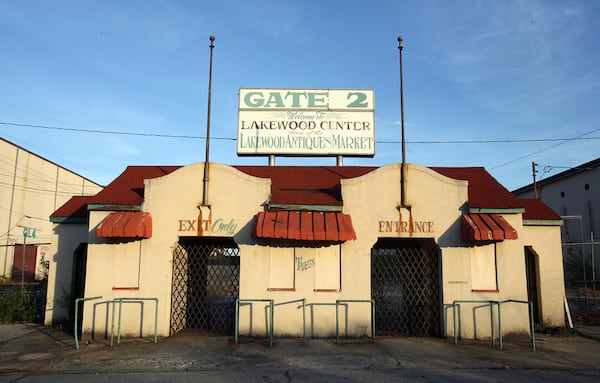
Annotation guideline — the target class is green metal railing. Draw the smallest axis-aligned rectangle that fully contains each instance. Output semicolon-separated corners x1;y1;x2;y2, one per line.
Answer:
74;295;103;350
452;300;497;347
110;297;159;347
273;298;307;346
235;299;274;346
497;299;536;351
235;298;374;345
335;299;376;343
452;299;536;351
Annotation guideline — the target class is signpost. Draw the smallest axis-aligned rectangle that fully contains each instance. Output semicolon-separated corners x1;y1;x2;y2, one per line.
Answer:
237;88;375;158
21;227;35;294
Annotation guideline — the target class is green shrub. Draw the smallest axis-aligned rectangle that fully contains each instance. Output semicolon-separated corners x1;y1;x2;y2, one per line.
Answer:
0;283;46;323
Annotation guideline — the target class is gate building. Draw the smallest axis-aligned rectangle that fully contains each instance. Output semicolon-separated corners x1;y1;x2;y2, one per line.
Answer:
45;162;565;340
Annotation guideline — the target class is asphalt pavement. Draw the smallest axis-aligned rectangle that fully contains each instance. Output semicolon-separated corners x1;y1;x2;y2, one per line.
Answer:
1;322;599;382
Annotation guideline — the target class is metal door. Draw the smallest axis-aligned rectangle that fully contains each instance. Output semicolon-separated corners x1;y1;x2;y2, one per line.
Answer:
371;238;441;336
524;246;540;325
72;243;87;336
170;237;240;335
11;244;37;281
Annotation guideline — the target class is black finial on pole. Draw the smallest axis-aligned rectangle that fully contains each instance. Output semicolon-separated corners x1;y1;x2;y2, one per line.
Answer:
203;35;215;206
398;36;407;208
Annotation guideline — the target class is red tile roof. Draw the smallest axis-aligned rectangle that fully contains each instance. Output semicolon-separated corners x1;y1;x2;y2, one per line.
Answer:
51;195;94;219
519;198;561;221
51;166;181;219
430;167;525;210
234;166;377;206
91;165;182;206
51;164;558;222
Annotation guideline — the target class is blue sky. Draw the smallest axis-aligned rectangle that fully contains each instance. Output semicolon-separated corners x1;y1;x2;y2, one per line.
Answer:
1;0;599;190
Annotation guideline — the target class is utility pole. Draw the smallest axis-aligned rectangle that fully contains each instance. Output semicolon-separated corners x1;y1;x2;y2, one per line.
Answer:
532;162;538;199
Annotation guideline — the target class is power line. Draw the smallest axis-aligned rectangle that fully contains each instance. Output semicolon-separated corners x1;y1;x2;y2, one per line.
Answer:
384;137;600;144
490;127;600;170
1;131;110;184
0;121;234;141
0;180;87;197
537;164;599;171
2;121;599;145
0;206;47;221
537;163;600;180
0;158;98;190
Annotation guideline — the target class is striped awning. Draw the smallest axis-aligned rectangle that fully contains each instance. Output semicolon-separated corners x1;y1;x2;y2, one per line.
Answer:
254;210;356;241
461;213;518;242
96;211;152;239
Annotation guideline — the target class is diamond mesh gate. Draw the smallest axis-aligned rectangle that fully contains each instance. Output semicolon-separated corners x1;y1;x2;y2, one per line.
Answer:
170;237;240;335
371;238;441;336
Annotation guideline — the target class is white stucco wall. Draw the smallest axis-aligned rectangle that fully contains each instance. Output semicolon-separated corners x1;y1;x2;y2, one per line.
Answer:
44;222;90;327
443;214;532;339
79;163;271;338
522;223;566;327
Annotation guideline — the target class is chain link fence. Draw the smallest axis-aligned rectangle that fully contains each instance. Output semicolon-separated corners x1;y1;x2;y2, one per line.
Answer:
563;236;599;322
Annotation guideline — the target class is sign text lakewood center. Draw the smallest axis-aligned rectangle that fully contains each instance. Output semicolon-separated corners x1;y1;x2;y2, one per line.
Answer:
237;88;375;156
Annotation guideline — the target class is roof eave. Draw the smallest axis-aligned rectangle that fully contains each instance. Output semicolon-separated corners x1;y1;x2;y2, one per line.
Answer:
469;208;525;214
87;204;142;211
523;219;563;226
50;217;89;224
268;203;343;212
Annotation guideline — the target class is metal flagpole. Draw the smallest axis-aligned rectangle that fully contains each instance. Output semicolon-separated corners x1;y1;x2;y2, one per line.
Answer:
398;36;407;207
202;35;215;206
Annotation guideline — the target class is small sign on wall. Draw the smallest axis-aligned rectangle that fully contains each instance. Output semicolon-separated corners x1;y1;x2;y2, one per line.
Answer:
295;256;315;271
178;218;238;236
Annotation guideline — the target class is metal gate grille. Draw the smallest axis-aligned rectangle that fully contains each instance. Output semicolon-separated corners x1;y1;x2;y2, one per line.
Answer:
170;238;240;335
371;241;441;336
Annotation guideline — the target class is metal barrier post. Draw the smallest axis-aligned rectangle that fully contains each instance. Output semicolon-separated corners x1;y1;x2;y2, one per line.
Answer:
335;300;340;343
497;302;503;350
490;301;495;346
499;299;536;352
302;298;307;346
235;299;274;346
453;299;535;351
117;298;123;345
529;301;536;352
452;300;497;347
74;296;103;350
335;300;375;343
453;301;458;345
110;298;119;348
371;300;376;341
269;299;274;347
111;297;159;347
235;299;239;344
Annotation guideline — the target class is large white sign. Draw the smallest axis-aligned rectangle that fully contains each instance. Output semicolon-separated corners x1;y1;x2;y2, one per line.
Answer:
237;88;375;156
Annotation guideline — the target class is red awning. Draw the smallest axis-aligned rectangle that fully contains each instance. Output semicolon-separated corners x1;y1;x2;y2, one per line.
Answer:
96;211;152;239
254;210;356;241
461;213;518;242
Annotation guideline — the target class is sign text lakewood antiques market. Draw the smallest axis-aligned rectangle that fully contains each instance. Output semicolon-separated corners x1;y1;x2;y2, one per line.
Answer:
238;88;375;156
